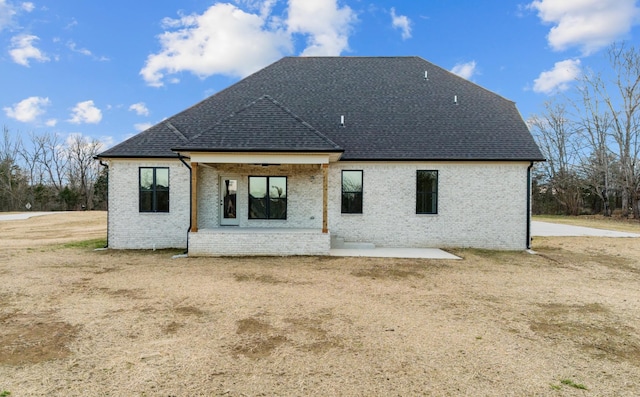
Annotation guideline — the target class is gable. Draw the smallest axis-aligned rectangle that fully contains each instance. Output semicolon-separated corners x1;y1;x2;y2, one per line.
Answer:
174;95;342;153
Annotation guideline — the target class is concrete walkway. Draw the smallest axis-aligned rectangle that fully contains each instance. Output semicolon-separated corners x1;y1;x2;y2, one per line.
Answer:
531;221;640;237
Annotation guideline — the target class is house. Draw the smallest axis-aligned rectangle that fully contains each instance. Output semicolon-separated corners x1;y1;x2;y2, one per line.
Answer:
96;56;544;256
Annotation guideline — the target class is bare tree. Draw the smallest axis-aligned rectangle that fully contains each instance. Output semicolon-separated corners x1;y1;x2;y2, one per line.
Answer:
575;70;615;216
588;43;640;218
0;126;28;211
19;132;45;187
36;132;68;193
529;101;583;215
66;134;103;209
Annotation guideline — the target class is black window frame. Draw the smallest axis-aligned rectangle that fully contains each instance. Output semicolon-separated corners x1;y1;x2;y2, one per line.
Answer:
416;170;438;214
139;167;170;213
341;170;363;214
248;176;288;220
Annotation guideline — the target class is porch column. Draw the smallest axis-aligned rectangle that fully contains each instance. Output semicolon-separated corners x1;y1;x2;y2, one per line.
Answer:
191;162;198;233
322;163;328;234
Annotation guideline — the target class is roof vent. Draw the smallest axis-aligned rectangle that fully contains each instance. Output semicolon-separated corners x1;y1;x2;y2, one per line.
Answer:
454;95;458;105
424;71;428;80
340;115;345;126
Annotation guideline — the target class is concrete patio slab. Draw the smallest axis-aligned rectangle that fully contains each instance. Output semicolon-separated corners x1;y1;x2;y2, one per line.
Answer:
329;247;461;259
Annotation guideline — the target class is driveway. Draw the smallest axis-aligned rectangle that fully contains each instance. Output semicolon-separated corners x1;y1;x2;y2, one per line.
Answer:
532;221;640;237
0;212;57;221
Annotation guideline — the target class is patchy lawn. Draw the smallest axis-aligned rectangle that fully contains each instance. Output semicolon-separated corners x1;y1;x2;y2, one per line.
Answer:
1;213;640;396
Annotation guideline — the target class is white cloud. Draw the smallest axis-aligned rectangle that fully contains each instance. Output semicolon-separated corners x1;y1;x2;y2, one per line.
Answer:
0;0;17;31
140;3;291;87
9;34;50;66
68;100;102;124
451;60;477;80
533;59;581;94
390;7;411;40
0;0;33;31
67;40;110;61
528;0;640;54
21;2;33;12
3;96;50;123
235;0;277;17
129;102;150;116
45;118;57;127
99;135;114;148
67;41;92;56
287;0;357;56
140;0;358;86
134;122;153;132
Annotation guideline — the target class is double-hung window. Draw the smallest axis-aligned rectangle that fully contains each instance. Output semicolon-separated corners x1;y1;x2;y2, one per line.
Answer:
416;170;438;214
249;176;287;219
139;167;169;212
341;170;363;213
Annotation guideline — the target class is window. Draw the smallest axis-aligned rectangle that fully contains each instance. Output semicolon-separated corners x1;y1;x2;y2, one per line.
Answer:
139;167;169;212
416;170;438;214
249;176;287;219
342;170;363;213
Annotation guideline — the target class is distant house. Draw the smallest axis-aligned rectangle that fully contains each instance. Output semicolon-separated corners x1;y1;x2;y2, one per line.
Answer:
97;56;544;256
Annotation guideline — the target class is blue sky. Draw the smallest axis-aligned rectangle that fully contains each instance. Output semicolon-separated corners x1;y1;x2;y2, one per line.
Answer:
1;0;640;149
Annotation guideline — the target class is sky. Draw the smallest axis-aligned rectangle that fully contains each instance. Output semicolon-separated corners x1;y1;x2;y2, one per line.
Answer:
1;0;640;150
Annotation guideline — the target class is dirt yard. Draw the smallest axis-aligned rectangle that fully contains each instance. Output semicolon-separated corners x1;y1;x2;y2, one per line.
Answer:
1;212;640;396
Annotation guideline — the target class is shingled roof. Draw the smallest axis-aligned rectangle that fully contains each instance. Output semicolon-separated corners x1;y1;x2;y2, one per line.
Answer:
174;95;342;153
98;56;544;161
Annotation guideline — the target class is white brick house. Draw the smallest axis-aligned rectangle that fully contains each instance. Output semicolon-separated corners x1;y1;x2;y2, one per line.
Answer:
97;57;544;255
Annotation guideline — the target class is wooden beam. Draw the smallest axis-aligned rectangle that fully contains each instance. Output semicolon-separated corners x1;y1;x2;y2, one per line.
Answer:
322;163;328;234
191;162;199;233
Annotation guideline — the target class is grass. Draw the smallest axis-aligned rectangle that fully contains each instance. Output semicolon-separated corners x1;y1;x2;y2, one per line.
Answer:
560;379;588;390
59;238;107;250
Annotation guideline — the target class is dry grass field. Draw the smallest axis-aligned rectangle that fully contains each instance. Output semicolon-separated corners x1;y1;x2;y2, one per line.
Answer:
1;212;640;396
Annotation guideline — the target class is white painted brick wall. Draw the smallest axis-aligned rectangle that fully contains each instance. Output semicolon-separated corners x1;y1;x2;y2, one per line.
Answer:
196;164;323;230
189;229;330;256
328;162;530;250
107;159;190;249
108;159;530;252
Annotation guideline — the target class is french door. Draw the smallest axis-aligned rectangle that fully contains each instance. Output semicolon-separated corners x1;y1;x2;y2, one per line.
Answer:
220;176;239;226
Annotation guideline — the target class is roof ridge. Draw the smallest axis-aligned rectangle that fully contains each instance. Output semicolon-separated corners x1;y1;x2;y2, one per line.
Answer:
186;95;269;142
165;121;189;142
187;95;342;150
261;95;342;150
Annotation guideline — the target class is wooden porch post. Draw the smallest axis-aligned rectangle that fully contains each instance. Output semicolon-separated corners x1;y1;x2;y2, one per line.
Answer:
322;163;328;234
191;162;199;233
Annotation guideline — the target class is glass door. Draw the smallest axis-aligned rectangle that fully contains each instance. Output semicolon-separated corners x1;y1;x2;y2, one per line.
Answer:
220;176;239;226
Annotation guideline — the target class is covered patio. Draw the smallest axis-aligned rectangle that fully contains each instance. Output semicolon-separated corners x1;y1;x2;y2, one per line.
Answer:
182;152;341;257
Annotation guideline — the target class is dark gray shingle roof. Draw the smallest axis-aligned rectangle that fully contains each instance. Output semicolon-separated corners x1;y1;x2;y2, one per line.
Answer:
173;95;342;152
98;56;544;161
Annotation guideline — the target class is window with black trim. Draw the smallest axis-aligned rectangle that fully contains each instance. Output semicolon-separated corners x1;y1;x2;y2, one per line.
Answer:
416;170;437;214
249;176;287;219
139;167;169;212
342;170;363;213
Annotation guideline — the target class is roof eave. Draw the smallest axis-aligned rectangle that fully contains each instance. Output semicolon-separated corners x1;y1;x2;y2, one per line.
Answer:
171;147;344;153
338;157;547;162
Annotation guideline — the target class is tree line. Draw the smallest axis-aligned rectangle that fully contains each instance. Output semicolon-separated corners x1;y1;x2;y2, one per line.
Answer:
530;43;640;219
0;126;106;212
